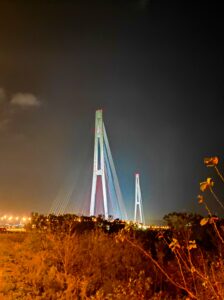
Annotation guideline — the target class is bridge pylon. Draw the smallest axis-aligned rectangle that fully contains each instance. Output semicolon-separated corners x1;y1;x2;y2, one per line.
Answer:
134;173;145;224
90;109;127;220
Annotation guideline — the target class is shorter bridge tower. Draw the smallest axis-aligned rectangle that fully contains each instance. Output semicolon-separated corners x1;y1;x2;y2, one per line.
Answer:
134;173;145;224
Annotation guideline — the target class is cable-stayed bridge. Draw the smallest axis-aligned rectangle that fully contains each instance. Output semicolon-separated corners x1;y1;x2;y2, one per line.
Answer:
50;109;144;223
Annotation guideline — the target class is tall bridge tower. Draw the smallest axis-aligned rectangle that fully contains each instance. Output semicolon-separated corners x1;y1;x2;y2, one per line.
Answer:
90;109;127;220
134;173;145;224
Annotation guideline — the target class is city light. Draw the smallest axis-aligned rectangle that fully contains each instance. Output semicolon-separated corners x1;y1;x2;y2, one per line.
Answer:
0;214;31;225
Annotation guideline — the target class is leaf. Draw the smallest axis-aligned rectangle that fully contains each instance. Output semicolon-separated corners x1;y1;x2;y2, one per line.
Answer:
204;156;219;167
169;238;180;251
200;218;209;226
197;195;204;204
200;182;208;192
206;177;214;187
200;178;214;192
188;240;197;250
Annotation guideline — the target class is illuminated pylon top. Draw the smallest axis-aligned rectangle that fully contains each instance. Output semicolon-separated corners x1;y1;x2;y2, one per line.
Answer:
90;109;127;220
134;173;145;224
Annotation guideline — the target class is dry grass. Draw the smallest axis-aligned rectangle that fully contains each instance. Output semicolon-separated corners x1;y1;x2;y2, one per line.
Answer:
0;224;224;300
0;231;154;300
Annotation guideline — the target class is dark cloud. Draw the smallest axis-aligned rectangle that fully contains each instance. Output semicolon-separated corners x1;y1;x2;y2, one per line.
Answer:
0;87;40;134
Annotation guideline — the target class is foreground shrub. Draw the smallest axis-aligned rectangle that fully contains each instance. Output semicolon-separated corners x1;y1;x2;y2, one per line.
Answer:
1;231;155;299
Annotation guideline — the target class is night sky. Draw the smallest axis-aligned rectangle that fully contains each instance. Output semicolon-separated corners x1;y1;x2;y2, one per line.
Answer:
0;0;223;222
